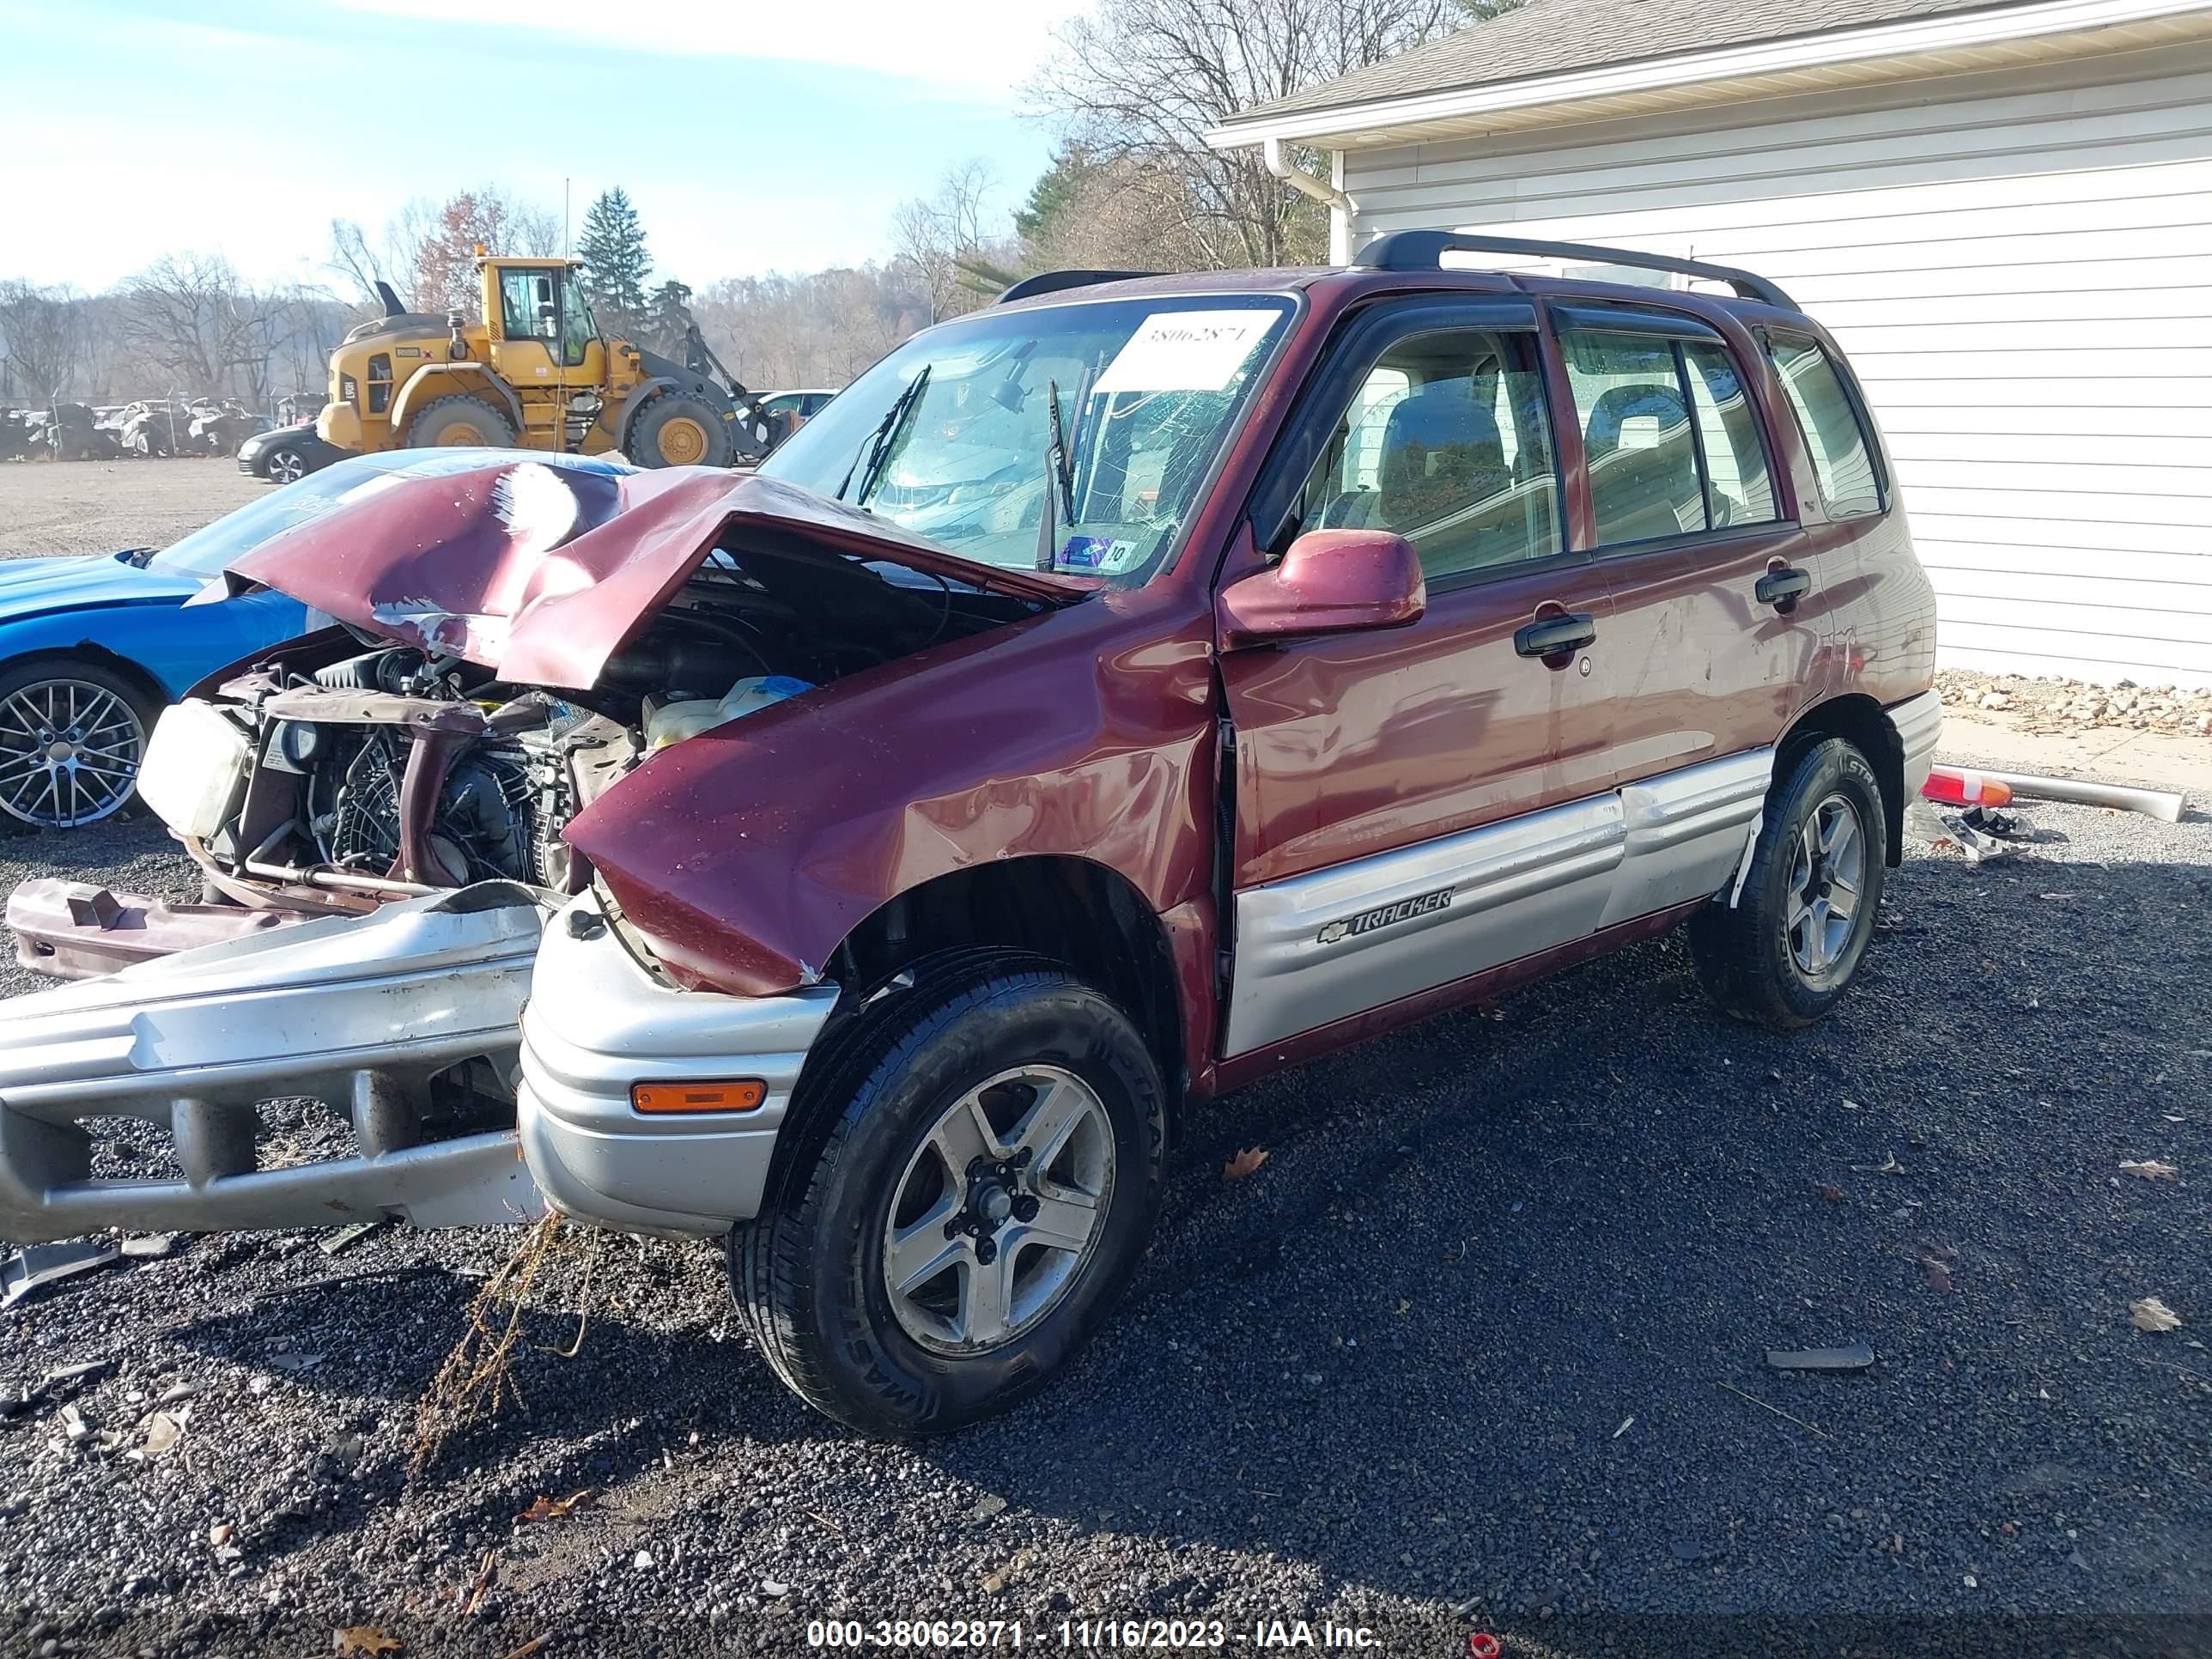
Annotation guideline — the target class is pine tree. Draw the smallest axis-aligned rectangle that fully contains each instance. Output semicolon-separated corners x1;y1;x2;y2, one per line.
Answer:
576;187;651;329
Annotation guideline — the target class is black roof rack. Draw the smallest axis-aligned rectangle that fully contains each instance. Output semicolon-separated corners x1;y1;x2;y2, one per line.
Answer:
1351;231;1796;310
998;269;1160;304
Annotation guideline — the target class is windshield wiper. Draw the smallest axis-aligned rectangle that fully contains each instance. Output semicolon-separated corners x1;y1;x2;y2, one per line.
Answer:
840;365;931;507
1033;377;1075;571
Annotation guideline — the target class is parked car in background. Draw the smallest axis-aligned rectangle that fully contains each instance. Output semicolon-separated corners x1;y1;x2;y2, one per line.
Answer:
237;417;347;483
0;447;634;834
758;388;836;434
3;237;1936;1433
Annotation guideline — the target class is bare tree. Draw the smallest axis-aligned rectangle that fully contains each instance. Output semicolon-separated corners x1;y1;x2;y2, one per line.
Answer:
118;254;246;395
1029;0;1466;267
0;281;88;404
329;186;562;315
891;161;1018;323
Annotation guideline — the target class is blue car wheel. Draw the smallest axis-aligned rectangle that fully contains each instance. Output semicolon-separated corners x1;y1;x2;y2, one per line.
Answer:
0;660;155;831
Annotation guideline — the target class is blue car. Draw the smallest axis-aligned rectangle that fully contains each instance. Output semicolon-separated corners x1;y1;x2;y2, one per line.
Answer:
0;448;635;832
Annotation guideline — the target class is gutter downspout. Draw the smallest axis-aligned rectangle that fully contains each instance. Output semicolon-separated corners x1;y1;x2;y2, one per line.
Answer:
1262;137;1358;264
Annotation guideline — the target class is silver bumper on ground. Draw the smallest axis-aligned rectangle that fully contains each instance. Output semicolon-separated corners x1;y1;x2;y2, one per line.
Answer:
1889;689;1945;799
0;883;548;1243
517;890;839;1240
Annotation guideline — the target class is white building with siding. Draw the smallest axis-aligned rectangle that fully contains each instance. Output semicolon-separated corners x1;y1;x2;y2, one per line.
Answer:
1209;0;2212;689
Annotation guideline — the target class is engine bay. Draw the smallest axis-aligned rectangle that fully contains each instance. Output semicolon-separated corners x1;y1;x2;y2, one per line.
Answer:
158;534;1048;907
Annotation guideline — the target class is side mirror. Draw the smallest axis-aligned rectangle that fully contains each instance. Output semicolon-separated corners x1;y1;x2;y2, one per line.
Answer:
1217;529;1425;651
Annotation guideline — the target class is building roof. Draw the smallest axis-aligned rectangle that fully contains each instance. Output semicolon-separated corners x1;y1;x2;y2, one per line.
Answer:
1228;0;2038;127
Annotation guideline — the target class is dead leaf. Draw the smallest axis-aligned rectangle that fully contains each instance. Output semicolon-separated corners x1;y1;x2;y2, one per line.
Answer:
2130;1297;2183;1334
334;1630;402;1657
2120;1159;2179;1182
1815;1183;1845;1203
1222;1147;1269;1182
1920;1257;1954;1292
517;1489;592;1523
499;1641;549;1659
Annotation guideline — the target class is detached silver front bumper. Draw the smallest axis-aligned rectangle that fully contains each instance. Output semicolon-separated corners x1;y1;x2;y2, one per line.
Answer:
0;883;547;1243
518;891;839;1240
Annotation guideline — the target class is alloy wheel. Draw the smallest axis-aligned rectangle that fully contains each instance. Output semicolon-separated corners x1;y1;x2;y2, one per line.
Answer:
268;448;306;483
0;678;147;829
882;1065;1115;1354
1785;792;1865;982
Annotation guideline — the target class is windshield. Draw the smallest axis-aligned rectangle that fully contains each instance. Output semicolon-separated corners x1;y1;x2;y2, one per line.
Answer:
148;451;626;581
759;293;1293;584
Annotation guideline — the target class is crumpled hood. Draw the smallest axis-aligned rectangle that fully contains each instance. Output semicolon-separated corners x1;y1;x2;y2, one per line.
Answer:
0;553;201;622
223;462;1085;690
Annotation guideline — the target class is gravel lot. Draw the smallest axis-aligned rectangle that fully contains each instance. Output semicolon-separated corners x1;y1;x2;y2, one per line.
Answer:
2;798;2206;1657
0;458;261;561
0;461;2204;1655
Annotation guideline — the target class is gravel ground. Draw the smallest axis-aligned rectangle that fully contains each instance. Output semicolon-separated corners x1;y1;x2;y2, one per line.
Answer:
1;793;2206;1659
0;458;261;561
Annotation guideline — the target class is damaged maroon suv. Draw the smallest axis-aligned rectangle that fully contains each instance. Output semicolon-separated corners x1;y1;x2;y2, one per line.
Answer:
4;235;1938;1432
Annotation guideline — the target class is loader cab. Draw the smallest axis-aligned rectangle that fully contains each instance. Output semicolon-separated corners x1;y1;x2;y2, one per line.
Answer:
486;260;606;391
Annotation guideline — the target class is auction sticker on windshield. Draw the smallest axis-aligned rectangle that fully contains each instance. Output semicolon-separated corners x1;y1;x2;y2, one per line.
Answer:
1092;309;1279;393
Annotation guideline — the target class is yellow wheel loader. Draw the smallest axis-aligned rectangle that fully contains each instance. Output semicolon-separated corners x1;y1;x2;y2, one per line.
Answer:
317;254;783;469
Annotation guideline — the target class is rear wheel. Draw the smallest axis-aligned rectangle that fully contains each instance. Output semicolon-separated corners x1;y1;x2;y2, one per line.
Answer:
732;955;1165;1434
627;392;735;469
0;660;156;832
405;393;514;450
1688;737;1887;1030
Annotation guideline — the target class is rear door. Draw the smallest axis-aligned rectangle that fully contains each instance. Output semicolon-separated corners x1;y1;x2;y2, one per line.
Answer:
1217;295;1619;1057
1546;302;1829;925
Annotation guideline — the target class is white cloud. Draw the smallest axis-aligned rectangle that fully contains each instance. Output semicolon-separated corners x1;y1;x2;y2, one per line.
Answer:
330;0;1085;100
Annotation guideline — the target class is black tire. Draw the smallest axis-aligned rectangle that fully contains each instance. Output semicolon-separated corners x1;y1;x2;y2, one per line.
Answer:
732;953;1167;1434
626;392;735;469
1688;736;1887;1030
0;659;159;834
404;393;515;450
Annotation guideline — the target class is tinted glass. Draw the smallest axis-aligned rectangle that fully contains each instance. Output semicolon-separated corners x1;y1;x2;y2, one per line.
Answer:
1681;342;1776;527
1766;335;1881;518
1292;327;1559;580
1561;330;1705;546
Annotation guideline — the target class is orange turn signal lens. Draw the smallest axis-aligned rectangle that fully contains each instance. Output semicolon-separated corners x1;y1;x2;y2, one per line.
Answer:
630;1079;767;1115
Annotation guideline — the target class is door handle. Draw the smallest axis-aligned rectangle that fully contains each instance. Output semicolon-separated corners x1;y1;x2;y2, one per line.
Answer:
1514;612;1597;659
1756;567;1812;608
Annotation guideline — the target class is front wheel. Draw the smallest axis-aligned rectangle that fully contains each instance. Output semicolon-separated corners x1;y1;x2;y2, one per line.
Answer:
263;445;308;483
732;956;1165;1434
1688;736;1887;1030
626;392;735;469
0;660;156;832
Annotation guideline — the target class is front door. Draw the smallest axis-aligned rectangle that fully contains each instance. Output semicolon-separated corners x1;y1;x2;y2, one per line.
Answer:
1217;299;1619;1057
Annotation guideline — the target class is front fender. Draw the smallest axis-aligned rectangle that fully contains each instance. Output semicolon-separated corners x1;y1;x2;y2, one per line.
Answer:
568;586;1219;998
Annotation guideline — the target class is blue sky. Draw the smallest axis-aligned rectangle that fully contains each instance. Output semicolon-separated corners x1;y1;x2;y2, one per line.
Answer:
3;0;1078;292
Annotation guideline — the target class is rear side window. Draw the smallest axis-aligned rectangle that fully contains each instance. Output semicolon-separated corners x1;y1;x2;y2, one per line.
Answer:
1561;331;1706;545
1765;335;1882;518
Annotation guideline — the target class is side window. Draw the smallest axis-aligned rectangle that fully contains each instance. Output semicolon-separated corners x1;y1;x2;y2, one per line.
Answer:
1765;334;1882;518
499;270;538;343
1292;327;1560;580
1681;343;1776;527
1560;330;1705;546
366;352;392;417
